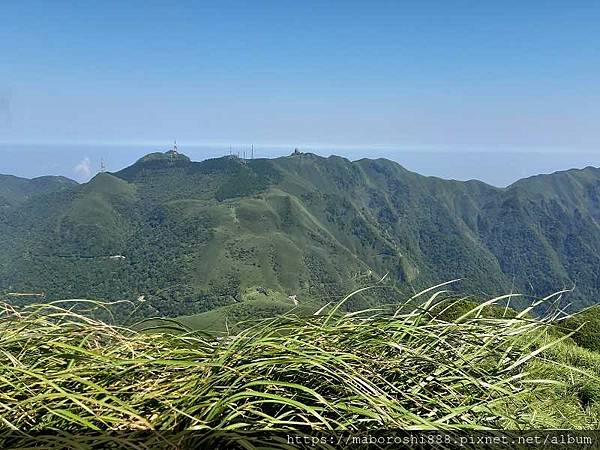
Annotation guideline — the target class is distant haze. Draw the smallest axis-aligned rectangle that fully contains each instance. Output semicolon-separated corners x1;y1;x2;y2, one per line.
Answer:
1;2;599;183
0;144;598;187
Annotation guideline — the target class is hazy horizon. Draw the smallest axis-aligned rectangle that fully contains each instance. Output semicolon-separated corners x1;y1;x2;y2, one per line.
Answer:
2;2;599;186
1;143;598;188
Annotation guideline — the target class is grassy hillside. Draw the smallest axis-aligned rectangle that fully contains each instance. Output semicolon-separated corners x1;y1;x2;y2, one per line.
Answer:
177;296;316;333
1;289;600;449
1;151;599;316
560;305;600;352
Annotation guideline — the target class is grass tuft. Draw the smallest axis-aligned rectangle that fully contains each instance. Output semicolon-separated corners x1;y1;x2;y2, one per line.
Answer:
0;290;599;448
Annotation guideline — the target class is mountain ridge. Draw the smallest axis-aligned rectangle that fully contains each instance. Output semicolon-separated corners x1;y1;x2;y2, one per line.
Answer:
1;150;599;316
3;151;598;190
0;173;78;206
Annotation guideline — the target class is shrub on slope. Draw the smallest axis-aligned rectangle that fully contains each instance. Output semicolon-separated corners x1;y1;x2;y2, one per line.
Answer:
559;305;600;352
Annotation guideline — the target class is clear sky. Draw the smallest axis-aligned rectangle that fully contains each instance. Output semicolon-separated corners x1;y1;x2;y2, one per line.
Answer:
0;1;599;183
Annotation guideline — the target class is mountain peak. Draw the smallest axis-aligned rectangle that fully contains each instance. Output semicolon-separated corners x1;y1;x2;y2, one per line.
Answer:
136;150;191;164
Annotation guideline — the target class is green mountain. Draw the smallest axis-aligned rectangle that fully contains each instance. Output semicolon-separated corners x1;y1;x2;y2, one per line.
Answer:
1;150;599;316
0;174;77;206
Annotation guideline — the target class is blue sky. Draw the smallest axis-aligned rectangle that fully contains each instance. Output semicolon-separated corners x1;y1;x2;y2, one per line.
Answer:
0;1;599;183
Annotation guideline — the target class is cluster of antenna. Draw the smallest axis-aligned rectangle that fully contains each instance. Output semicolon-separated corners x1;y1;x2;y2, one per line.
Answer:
97;141;270;173
228;144;255;159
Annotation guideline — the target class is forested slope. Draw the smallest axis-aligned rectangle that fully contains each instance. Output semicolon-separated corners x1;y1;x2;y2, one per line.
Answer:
1;150;598;316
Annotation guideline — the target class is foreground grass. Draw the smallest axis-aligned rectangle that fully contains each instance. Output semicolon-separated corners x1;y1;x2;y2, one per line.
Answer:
1;288;599;448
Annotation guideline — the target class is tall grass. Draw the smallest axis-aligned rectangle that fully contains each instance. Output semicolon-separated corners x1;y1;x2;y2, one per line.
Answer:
0;288;596;448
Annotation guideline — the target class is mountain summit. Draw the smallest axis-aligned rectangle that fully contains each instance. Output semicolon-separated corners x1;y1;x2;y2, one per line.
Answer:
136;150;192;164
1;153;599;316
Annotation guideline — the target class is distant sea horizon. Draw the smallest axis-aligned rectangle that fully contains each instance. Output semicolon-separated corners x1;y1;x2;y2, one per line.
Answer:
0;143;598;188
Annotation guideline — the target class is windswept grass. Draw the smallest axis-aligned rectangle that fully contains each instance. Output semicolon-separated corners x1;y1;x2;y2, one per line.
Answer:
0;287;599;448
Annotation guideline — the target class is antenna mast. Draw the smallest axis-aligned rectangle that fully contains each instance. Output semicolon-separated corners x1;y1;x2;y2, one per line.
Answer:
100;158;106;173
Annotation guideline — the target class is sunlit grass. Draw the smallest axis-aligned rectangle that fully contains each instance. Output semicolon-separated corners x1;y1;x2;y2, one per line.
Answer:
1;286;598;448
